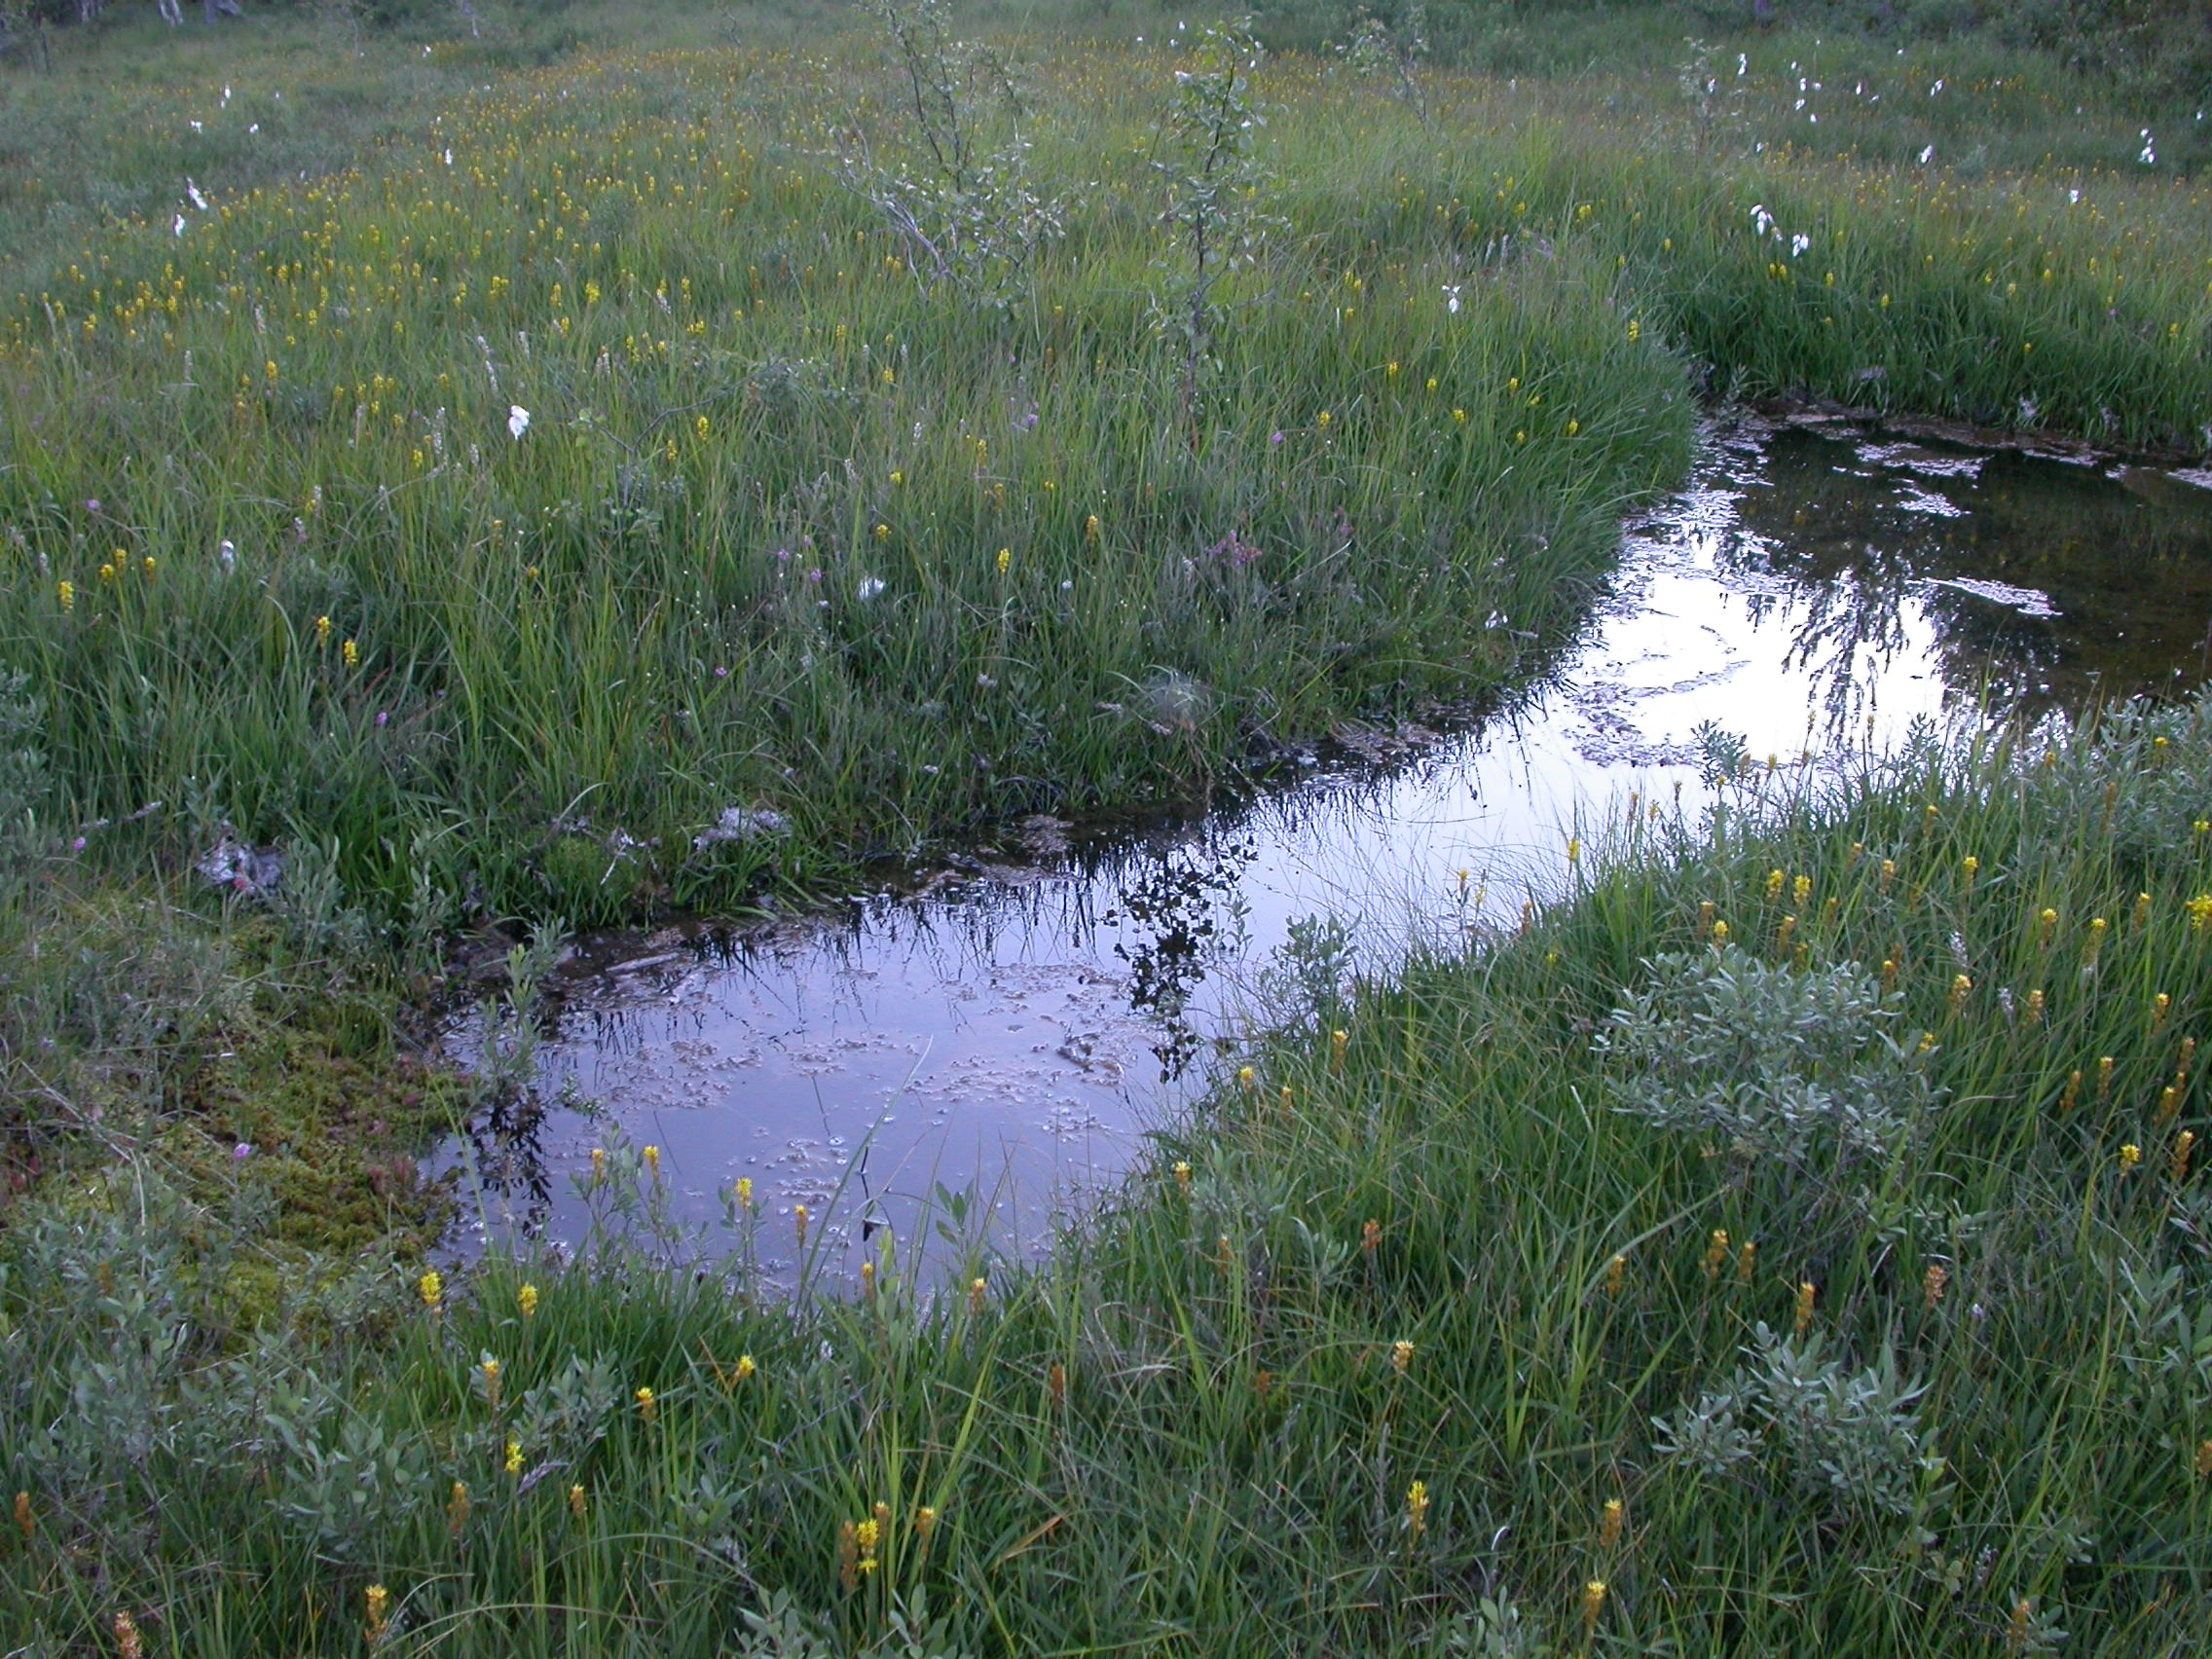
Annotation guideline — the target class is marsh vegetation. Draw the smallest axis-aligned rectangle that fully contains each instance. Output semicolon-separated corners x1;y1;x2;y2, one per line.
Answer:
1;1;2209;1652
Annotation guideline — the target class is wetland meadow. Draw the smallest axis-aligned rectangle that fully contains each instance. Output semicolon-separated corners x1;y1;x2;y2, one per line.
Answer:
2;1;2211;1652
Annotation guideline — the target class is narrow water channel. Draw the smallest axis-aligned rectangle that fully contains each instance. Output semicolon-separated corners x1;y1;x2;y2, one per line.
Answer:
448;414;2212;1275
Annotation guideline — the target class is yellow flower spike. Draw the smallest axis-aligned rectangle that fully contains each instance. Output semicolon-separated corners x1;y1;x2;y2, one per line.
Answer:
479;1355;501;1408
1406;1479;1430;1539
56;581;74;612
1948;974;1972;1010
1425;377;1438;391
1702;1230;1730;1281
736;1177;753;1210
873;523;890;542
1766;868;1786;901
1793;874;1812;907
1172;1161;1192;1193
970;1276;988;1316
1627;318;1641;342
1452;407;1466;424
643;1144;660;1181
2154;992;2172;1026
1392;1340;1416;1373
2119;1143;2142;1172
568;1483;587;1518
635;1385;657;1422
142;556;156;578
591;1147;607;1184
1712;919;1731;945
1331;1028;1349;1070
1598;1498;1625;1549
1085;514;1101;543
1316;411;1331;428
696;415;711;440
1362;1218;1382;1254
419;1270;443;1312
1604;1253;1626;1296
364;1584;389;1638
505;1439;524;1476
2158;1086;2182;1122
1581;1579;1607;1632
447;1480;471;1537
1879;858;1897;892
861;1260;875;1295
2189;896;2212;933
13;1492;30;1543
1386;361;1400;378
1567;419;1580;436
314;614;332;646
2060;1069;2082;1111
1923;1263;1949;1309
2024;988;2046;1024
342;639;360;669
794;1202;810;1247
916;1505;938;1542
1737;1239;1757;1283
2170;1130;2195;1182
2098;1056;2116;1100
2136;893;2154;929
1794;1280;1817;1334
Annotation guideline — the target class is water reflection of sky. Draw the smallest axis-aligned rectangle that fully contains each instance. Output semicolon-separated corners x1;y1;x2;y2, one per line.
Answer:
450;417;2212;1275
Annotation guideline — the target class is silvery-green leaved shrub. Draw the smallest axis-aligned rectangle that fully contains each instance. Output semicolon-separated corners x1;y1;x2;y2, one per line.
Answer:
1654;1324;1947;1530
1598;945;1940;1170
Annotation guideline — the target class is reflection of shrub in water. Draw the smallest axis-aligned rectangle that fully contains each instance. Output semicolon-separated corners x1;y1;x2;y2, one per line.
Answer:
1106;838;1254;1078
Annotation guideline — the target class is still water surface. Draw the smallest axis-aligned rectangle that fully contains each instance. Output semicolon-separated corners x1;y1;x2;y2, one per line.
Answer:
450;415;2212;1273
